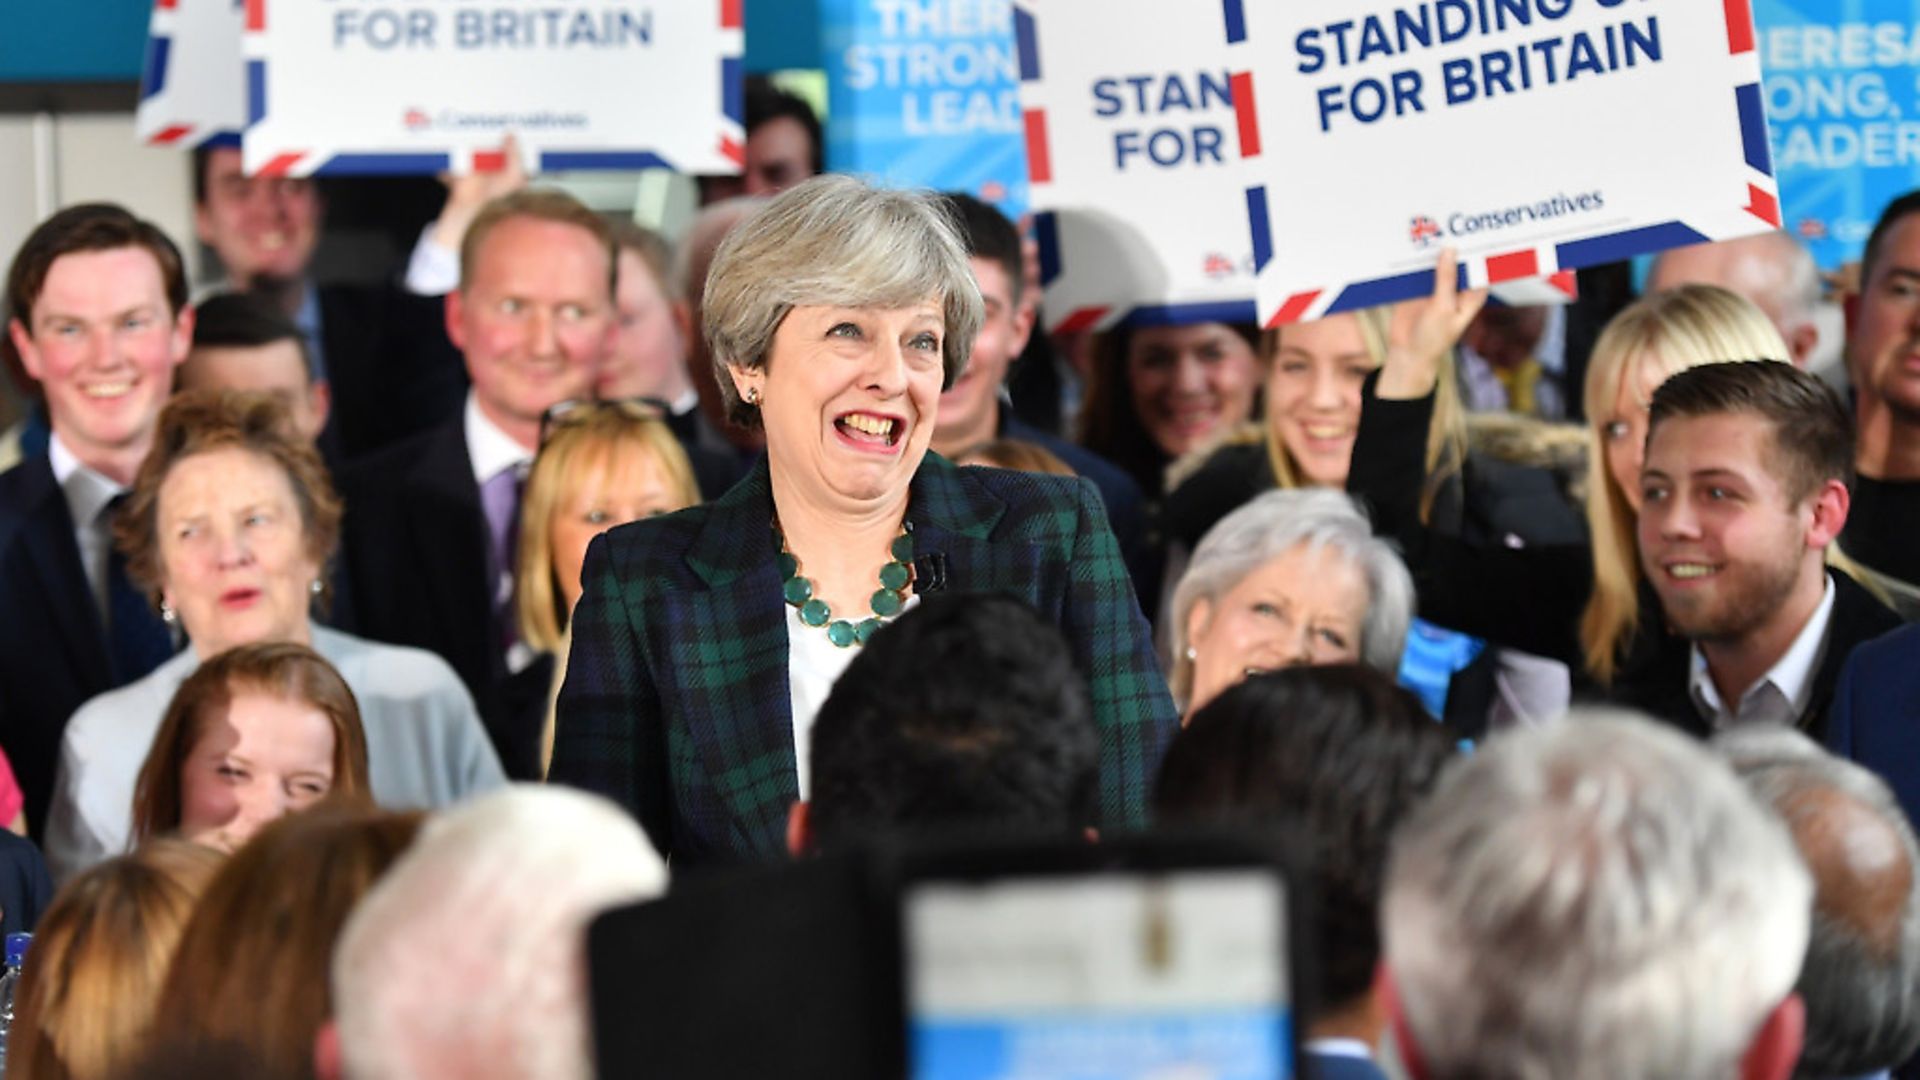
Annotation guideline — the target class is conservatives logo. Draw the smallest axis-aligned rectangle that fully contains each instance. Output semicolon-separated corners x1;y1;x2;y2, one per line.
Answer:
403;108;432;132
1408;189;1607;250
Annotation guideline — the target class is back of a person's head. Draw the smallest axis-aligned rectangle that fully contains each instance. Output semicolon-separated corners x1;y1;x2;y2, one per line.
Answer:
7;839;222;1080
1154;665;1451;1016
1383;711;1811;1080
150;805;422;1080
330;786;667;1080
805;593;1098;853
1716;727;1920;1079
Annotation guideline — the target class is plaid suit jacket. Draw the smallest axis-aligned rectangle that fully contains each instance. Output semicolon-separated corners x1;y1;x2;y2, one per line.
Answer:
549;453;1178;866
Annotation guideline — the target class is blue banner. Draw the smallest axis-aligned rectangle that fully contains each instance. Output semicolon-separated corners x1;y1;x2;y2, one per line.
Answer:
821;0;1029;219
1757;0;1920;269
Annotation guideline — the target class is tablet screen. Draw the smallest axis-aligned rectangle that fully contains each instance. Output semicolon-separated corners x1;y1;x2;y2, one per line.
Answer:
904;868;1292;1080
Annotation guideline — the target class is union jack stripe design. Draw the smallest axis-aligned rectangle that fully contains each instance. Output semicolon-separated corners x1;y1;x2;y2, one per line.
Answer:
1232;0;1777;325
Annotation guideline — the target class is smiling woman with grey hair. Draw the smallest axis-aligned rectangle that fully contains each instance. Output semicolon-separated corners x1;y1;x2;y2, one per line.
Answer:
1170;488;1413;716
550;175;1178;865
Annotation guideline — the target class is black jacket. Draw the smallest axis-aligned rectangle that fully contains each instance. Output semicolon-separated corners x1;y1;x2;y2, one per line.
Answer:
0;457;175;838
336;418;545;779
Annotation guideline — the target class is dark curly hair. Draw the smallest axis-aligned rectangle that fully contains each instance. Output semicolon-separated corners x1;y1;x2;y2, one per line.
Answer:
1154;665;1453;1012
806;593;1098;852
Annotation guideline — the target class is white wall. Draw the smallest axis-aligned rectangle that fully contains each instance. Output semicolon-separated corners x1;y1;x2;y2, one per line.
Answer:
0;111;194;284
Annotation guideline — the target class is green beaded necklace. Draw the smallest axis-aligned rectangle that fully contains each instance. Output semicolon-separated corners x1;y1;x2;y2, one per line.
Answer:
776;524;914;648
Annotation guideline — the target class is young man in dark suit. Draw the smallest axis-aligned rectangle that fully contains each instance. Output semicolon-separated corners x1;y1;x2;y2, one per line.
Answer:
338;189;614;779
0;204;191;837
1634;360;1900;738
191;145;509;461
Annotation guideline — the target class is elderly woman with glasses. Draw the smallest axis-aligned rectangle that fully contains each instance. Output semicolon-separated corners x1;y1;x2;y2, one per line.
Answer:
42;391;504;882
549;176;1178;865
514;399;701;775
1169;488;1416;720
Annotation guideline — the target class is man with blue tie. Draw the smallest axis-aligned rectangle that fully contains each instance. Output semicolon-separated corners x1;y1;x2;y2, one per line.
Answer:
0;204;191;839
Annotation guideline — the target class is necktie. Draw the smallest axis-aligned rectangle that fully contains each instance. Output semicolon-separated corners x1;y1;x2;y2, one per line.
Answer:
103;495;176;682
481;464;527;653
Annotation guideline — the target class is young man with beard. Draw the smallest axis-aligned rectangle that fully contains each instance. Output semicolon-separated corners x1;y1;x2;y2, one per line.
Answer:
1636;360;1899;737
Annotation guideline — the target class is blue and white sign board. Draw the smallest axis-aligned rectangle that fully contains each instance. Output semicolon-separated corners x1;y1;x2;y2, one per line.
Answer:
137;0;244;148
1015;1;1579;335
241;0;744;177
1227;0;1781;325
823;0;1028;220
1016;0;1260;334
1755;1;1920;269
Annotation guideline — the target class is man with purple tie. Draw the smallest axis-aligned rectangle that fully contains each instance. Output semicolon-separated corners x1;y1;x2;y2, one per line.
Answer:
337;190;614;780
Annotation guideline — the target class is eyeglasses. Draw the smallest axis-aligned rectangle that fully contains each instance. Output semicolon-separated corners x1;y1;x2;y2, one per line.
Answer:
538;397;671;447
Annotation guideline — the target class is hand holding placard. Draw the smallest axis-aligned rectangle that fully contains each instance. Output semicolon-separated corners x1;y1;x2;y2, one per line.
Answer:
1380;249;1489;400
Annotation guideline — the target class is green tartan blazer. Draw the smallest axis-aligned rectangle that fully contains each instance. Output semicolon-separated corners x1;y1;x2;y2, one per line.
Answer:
548;452;1179;865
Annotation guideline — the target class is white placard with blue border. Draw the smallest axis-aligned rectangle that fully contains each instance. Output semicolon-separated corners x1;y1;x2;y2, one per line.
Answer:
136;0;245;149
241;0;744;176
1016;0;1262;334
1755;0;1920;270
1228;0;1780;326
822;0;1029;220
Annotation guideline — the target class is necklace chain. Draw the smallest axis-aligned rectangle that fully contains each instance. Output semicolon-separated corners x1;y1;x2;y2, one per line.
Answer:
775;523;914;648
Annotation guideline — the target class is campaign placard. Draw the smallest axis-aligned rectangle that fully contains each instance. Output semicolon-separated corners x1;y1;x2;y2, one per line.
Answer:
137;0;245;148
823;0;1029;219
1228;0;1779;325
241;0;744;176
1755;0;1920;270
1016;0;1260;332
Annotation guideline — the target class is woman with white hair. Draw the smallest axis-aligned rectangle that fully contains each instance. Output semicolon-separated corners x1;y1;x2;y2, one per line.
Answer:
1170;488;1414;718
550;175;1178;865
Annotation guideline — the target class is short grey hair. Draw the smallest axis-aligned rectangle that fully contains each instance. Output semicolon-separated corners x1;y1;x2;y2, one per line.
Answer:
1384;711;1812;1080
1168;488;1413;702
332;786;669;1080
1715;727;1920;1078
701;174;984;429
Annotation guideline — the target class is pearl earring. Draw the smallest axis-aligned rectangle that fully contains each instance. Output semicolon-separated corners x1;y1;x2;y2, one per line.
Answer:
744;387;761;405
160;602;177;625
310;579;324;596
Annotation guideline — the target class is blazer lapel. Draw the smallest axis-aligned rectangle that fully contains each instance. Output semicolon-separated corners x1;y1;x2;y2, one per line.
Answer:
670;460;798;857
404;421;496;679
906;455;1058;613
16;460;112;690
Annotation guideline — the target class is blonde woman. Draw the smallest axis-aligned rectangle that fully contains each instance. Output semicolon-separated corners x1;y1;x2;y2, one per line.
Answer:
515;400;701;775
5;839;221;1080
1351;281;1794;706
1164;275;1586;731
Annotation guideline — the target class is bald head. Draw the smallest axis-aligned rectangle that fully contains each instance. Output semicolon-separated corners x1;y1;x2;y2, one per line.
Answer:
1718;727;1920;1077
1647;233;1820;366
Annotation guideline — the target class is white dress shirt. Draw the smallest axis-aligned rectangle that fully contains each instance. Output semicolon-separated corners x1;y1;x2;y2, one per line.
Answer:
48;433;127;625
1690;576;1835;730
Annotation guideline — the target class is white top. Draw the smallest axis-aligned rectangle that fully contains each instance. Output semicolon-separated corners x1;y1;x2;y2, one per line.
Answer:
47;432;125;622
463;390;533;488
785;595;919;800
1689;576;1836;730
42;624;507;883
